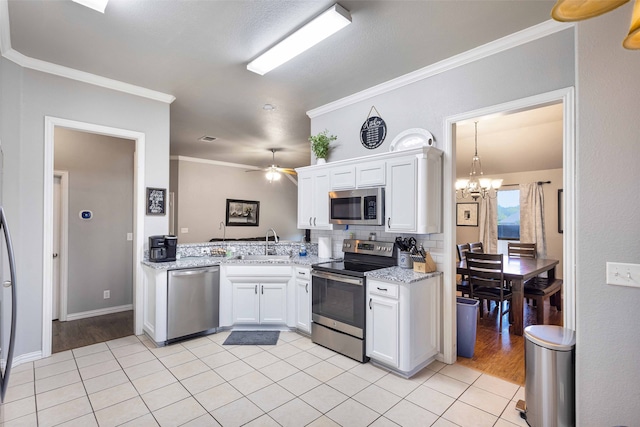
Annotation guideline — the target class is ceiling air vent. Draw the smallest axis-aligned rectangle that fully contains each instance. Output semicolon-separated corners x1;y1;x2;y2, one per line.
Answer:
198;135;217;142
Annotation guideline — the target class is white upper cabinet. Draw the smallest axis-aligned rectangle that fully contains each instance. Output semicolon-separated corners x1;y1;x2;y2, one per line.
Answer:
297;169;332;230
297;147;441;234
356;161;386;187
330;166;356;190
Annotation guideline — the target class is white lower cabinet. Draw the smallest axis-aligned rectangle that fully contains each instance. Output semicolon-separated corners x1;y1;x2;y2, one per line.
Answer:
221;265;294;327
366;275;441;377
295;267;312;334
231;281;288;325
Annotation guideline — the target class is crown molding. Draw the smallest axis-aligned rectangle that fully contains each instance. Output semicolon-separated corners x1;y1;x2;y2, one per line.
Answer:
0;0;175;104
307;19;574;119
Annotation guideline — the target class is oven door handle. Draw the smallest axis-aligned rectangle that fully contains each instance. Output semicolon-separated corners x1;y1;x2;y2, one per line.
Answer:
311;270;364;286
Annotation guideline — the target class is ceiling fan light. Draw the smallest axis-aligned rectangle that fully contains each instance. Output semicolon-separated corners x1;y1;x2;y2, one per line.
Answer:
623;0;640;48
72;0;109;13
551;0;630;21
247;3;351;75
265;170;281;182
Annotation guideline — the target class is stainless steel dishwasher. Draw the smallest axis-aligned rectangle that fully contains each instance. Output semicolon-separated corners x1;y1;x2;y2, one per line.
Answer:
167;267;220;341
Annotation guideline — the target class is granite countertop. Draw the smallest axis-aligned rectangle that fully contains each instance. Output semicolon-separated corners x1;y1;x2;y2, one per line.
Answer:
365;266;442;284
141;254;334;270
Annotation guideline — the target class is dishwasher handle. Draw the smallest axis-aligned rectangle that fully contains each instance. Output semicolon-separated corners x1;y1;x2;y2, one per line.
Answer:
170;267;220;277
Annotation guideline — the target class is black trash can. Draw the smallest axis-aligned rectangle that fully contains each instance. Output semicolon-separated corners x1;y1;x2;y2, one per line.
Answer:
520;325;576;427
456;297;479;358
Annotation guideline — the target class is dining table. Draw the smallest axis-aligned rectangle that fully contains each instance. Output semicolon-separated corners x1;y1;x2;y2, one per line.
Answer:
457;255;559;336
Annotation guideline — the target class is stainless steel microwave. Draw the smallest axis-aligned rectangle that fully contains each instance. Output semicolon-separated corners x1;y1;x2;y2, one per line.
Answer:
329;188;384;225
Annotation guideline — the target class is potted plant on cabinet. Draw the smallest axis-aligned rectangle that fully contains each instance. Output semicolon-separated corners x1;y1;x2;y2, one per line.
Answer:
309;129;337;164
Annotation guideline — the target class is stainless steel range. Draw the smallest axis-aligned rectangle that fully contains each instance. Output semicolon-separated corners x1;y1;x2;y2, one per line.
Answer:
311;239;396;362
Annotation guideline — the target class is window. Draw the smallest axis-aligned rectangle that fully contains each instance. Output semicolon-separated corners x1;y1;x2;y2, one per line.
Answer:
497;189;520;240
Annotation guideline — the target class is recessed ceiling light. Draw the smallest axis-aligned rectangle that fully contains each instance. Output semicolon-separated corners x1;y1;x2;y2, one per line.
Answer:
263;104;276;111
247;3;352;75
198;136;217;142
72;0;109;13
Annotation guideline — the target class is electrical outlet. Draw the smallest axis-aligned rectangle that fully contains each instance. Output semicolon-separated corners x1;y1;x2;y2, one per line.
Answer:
103;290;110;299
126;232;133;241
606;262;640;288
181;228;189;233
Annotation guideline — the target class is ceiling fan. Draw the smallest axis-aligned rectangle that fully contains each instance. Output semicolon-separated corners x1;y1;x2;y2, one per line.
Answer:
247;149;297;182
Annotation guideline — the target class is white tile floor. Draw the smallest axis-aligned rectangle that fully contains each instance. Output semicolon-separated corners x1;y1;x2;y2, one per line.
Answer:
1;331;529;427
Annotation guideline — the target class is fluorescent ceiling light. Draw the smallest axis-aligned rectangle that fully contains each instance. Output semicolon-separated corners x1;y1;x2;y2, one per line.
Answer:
72;0;109;13
247;3;351;75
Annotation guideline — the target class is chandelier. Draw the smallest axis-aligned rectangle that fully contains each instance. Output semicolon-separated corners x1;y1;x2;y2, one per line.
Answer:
455;122;502;200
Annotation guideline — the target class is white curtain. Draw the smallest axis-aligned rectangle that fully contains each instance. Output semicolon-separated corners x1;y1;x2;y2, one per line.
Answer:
479;196;498;253
520;182;546;258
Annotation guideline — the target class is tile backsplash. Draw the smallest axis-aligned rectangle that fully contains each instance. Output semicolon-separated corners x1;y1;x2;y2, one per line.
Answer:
311;226;444;270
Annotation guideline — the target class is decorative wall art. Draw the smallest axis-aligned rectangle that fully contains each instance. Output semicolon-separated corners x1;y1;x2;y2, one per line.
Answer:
456;202;479;227
146;187;166;215
226;199;260;226
360;106;387;149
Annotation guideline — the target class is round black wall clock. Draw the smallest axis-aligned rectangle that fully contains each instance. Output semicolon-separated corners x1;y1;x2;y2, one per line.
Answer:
360;116;387;149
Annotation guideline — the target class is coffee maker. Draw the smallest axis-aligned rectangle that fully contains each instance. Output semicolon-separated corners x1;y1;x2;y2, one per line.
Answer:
149;235;178;262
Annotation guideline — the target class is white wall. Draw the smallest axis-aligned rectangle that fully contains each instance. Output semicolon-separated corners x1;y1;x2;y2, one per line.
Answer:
172;158;300;243
575;8;640;424
0;59;170;358
54;128;134;315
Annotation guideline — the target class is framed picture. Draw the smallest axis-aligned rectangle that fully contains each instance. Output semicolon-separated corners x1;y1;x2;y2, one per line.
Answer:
146;187;166;215
226;199;260;226
558;189;564;234
456;202;479;227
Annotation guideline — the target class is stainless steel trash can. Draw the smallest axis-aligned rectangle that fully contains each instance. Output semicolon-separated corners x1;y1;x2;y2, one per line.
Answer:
521;325;576;427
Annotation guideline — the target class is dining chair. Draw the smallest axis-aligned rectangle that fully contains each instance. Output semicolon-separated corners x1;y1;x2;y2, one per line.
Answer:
469;242;484;253
456;243;471;297
507;242;537;258
466;252;512;332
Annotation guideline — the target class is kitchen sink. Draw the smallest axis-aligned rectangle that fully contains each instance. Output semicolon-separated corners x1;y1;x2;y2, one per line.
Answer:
235;254;291;261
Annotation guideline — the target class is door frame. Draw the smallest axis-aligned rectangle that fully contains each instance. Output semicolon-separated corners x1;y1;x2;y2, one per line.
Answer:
441;87;576;363
52;170;69;322
43;117;145;358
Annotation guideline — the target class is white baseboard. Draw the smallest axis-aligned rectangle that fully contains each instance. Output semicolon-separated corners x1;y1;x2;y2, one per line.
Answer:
66;304;133;322
12;351;43;367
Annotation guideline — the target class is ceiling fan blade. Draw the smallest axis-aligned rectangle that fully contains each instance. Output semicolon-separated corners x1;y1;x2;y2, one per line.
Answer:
277;168;297;175
245;169;266;173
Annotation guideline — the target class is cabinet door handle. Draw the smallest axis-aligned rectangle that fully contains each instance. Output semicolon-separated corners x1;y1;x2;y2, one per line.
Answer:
313;217;317;226
305;283;309;293
255;285;257;294
369;298;372;309
309;217;313;226
387;217;391;227
377;287;388;292
261;285;264;295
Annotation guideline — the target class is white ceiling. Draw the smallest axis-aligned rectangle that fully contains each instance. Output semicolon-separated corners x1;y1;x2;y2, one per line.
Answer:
6;0;558;170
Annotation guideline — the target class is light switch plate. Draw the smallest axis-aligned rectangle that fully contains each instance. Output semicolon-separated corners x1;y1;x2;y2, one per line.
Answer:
606;262;640;288
181;228;189;233
126;233;133;241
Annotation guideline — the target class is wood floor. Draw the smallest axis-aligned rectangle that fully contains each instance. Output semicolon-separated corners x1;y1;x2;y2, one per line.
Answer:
455;297;563;385
52;310;134;354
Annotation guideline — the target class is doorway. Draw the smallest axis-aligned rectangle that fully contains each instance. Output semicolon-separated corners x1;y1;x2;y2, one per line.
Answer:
42;117;146;359
441;88;576;373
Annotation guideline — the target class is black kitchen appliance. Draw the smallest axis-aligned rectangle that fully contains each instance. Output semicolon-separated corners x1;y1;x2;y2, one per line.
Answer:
311;239;396;362
329;187;384;226
149;235;178;262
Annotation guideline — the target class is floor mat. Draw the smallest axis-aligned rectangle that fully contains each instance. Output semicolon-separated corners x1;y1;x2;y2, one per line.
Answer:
222;330;280;345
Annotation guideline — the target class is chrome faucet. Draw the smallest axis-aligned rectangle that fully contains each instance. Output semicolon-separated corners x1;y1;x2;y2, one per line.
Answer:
219;221;226;242
265;228;279;255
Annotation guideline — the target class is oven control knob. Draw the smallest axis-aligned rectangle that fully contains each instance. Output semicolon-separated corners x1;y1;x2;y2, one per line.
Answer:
376;246;381;251
344;243;351;248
